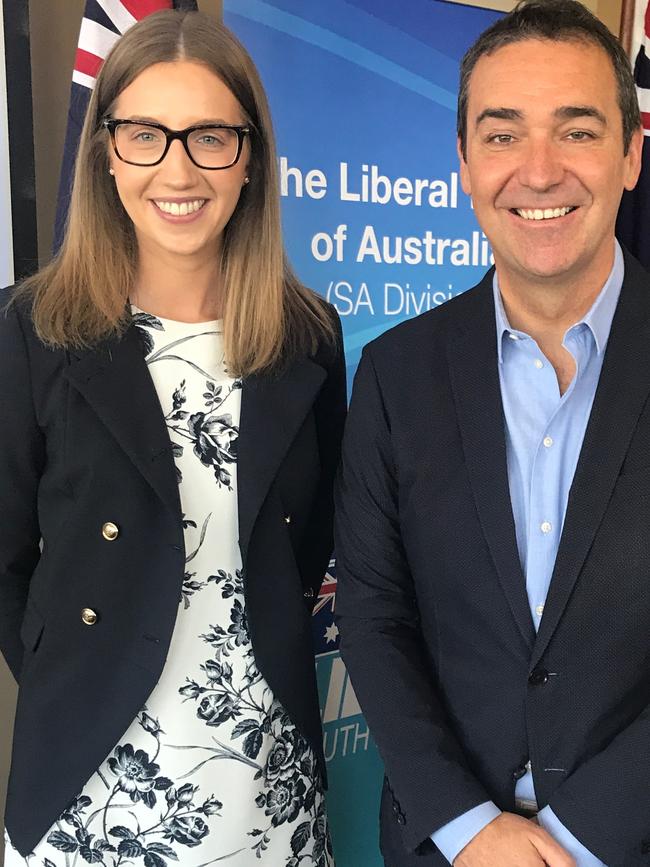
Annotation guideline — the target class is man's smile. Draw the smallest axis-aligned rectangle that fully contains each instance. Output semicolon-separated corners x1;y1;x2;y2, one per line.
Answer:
510;206;579;221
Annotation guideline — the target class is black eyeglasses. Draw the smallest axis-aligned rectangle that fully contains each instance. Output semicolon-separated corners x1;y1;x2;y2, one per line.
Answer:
103;118;250;170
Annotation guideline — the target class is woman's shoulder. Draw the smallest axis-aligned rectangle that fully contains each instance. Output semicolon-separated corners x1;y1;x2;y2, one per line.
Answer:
0;285;31;335
0;285;63;366
290;290;343;371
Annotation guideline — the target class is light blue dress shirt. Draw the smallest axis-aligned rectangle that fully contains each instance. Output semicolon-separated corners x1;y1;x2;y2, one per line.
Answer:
431;243;624;865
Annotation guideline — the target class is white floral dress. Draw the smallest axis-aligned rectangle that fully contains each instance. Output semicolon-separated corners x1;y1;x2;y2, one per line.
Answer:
4;311;332;867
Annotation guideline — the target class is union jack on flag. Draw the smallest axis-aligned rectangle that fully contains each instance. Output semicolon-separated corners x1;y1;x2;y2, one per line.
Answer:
617;0;650;267
312;558;340;656
54;0;198;251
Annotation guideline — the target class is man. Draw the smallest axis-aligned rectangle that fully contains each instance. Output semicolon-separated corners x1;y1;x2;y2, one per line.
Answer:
334;1;649;864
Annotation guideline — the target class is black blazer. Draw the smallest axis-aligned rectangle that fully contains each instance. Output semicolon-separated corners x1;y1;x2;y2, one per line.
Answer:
335;251;650;867
0;290;346;856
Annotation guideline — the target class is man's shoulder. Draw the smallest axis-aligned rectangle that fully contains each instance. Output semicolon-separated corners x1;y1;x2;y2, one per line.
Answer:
621;247;650;291
364;272;493;362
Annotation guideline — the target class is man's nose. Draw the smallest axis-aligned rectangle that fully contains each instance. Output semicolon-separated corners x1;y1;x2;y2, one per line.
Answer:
516;137;564;192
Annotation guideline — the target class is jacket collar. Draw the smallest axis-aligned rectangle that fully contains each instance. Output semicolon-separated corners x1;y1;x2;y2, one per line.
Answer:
448;250;650;659
64;323;326;561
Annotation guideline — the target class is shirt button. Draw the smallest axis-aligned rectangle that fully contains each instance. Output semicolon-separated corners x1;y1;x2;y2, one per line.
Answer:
543;436;553;448
535;604;545;616
540;521;552;534
508;333;519;341
534;359;544;369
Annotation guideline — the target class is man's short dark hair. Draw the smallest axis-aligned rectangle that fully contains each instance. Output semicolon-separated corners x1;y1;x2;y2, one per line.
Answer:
457;0;641;157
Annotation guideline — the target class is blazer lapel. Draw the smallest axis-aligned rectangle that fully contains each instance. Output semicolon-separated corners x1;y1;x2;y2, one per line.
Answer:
237;356;326;563
64;325;182;517
531;256;650;668
448;277;535;651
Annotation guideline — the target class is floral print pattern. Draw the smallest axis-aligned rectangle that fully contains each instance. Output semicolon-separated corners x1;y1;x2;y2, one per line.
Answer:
4;312;332;866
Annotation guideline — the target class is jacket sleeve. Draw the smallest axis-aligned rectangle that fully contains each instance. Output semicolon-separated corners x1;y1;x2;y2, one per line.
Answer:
298;309;347;601
334;344;491;854
0;300;45;680
546;706;650;864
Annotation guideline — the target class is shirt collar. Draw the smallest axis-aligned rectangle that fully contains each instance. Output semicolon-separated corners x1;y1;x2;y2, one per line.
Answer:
493;240;624;363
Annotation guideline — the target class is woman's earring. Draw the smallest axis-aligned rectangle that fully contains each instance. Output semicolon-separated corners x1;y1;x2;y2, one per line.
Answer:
109;168;115;176
243;176;250;185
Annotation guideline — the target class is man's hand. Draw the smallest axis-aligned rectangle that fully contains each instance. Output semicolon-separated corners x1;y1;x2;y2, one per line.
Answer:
453;813;576;867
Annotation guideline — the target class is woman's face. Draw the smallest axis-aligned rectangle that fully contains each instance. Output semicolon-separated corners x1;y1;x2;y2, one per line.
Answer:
108;60;250;265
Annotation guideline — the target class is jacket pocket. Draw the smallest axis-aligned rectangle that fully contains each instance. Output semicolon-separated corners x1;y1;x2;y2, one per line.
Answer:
19;598;45;653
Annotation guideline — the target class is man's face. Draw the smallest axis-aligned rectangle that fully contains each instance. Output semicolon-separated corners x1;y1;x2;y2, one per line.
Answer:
458;38;642;292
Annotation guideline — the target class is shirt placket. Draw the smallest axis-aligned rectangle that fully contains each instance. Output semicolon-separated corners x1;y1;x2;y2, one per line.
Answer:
524;335;582;629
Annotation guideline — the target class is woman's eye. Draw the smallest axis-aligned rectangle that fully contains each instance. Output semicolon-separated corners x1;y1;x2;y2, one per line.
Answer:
198;135;225;148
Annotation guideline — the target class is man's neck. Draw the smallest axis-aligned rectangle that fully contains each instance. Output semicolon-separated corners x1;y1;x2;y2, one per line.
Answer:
496;253;615;395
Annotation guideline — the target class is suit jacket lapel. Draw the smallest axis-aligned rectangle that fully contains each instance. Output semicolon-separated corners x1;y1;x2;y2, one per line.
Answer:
237;356;326;563
64;325;182;517
531;254;650;668
448;276;536;651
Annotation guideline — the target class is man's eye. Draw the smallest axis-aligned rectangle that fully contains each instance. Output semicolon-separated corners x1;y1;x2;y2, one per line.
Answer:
566;130;594;141
487;134;514;145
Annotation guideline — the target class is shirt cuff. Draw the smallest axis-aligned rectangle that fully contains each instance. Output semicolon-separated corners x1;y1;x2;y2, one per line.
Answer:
430;801;502;864
537;806;606;866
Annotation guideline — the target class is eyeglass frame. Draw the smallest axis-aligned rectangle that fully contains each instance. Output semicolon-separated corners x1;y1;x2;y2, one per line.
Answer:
102;118;251;170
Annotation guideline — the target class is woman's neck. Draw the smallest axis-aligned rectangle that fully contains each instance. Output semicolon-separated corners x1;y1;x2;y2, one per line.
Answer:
131;248;223;323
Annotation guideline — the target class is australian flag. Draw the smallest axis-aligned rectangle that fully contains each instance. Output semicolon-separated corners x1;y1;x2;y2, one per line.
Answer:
54;0;198;252
312;558;340;656
617;0;650;268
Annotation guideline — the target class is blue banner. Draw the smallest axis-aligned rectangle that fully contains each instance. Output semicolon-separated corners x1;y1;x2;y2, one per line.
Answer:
224;2;501;863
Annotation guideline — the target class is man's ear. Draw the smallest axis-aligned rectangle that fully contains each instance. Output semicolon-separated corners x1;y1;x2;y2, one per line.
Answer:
623;125;644;192
457;136;471;196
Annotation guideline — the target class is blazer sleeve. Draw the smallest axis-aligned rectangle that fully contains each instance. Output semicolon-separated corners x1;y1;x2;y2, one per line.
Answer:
546;706;650;863
298;309;347;602
334;344;491;854
0;300;45;680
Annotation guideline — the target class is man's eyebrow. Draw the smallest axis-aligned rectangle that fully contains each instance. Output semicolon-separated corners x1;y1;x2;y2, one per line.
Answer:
475;107;523;126
474;105;608;127
553;105;607;124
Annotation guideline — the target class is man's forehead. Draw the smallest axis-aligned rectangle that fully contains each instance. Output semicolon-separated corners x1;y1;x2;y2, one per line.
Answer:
466;37;617;114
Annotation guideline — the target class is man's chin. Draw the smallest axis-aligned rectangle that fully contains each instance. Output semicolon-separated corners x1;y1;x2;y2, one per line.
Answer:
500;251;585;286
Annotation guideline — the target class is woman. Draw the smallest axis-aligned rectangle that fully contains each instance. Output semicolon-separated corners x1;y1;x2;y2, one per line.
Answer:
1;11;345;865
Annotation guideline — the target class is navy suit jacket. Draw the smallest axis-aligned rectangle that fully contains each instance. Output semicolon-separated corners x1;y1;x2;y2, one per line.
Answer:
0;290;346;855
335;251;650;866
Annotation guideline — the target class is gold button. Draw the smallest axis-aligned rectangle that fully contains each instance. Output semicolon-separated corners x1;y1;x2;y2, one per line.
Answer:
284;515;291;524
102;522;119;541
81;608;98;626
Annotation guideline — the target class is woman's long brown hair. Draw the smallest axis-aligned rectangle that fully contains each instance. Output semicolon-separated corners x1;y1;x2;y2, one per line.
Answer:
14;11;335;375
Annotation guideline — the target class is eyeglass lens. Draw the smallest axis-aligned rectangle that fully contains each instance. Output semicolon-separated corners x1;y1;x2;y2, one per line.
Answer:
114;123;240;168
